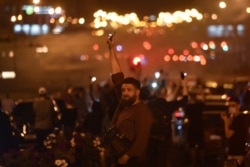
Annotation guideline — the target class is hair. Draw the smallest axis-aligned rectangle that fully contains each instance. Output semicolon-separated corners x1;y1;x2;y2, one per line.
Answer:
122;77;141;89
228;96;240;103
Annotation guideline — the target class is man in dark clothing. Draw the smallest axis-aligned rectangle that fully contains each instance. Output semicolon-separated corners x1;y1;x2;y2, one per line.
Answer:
104;33;153;167
144;78;188;167
0;109;17;154
221;96;248;166
185;93;205;167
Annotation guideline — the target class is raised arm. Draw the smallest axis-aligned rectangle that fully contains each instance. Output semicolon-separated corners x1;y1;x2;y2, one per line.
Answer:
107;32;121;74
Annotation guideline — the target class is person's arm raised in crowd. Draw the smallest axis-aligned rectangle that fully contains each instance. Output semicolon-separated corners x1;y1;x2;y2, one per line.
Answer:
107;32;121;74
181;76;188;97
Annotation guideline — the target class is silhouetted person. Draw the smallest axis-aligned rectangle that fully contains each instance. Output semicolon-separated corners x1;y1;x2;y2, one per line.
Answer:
185;93;205;167
0;109;17;154
221;96;248;166
1;93;15;116
84;83;104;136
145;77;188;167
33;87;55;150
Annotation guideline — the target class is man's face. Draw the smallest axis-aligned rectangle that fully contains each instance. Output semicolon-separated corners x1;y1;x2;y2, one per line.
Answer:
228;101;240;116
120;84;139;106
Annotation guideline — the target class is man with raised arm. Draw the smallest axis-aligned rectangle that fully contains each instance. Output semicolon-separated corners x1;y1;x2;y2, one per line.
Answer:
104;33;153;167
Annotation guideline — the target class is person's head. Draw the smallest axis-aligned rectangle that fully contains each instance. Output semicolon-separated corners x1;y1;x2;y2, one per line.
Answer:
120;77;141;106
227;96;241;116
38;87;47;97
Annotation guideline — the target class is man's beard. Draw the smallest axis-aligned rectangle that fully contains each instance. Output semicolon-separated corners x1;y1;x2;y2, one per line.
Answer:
118;95;136;111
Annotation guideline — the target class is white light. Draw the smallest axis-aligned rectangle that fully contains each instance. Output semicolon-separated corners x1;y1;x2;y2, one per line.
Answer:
1;71;16;79
151;82;158;88
154;72;161;79
91;76;97;82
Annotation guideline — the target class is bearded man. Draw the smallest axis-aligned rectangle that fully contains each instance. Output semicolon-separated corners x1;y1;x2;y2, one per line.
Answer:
104;33;153;167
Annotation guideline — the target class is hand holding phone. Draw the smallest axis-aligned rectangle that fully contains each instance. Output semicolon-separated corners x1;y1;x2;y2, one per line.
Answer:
180;72;187;80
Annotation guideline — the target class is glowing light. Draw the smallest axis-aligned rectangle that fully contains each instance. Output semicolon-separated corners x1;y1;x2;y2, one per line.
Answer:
33;0;40;4
209;41;216;49
10;15;16;22
179;55;185;61
219;1;227;9
78;18;85;24
193;55;201;62
168;48;175;54
132;56;141;66
55;7;62;15
164;55;171;61
151;82;158;89
187;55;193;61
172;55;178;61
80;54;89;61
143;41;152;50
1;71;16;79
200;42;208;50
183;49;189;55
116;45;123;52
247;7;250;13
17;14;23;21
190;41;198;49
92;44;99;51
154;72;161;79
211;14;218;20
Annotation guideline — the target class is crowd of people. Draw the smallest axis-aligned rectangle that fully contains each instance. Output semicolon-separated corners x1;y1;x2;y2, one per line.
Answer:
0;34;250;167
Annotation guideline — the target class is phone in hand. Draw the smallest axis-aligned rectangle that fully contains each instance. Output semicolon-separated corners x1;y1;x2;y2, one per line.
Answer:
108;32;116;41
180;72;187;80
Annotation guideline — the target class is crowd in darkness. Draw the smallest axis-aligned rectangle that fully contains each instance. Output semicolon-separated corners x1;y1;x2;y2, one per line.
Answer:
1;75;250;166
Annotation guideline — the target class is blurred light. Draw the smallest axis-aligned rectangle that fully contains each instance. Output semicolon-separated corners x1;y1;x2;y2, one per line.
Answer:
116;45;123;52
17;14;23;21
33;0;40;4
55;7;62;15
154;72;161;79
219;1;227;9
211;14;218;20
91;76;97;82
164;55;171;62
221;41;229;52
190;41;198;49
78;18;85;24
36;45;48;53
1;71;16;79
95;54;103;61
11;15;17;22
25;6;34;15
132;56;141;66
58;16;65;24
247;7;250;13
92;44;99;51
179;55;185;61
205;81;218;88
168;48;175;54
193;55;201;62
172;55;178;61
200;58;206;65
151;82;158;89
209;41;216;49
80;54;89;61
143;41;152;50
187;55;193;61
183;49;189;55
9;51;14;58
92;29;105;37
200;42;208;50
